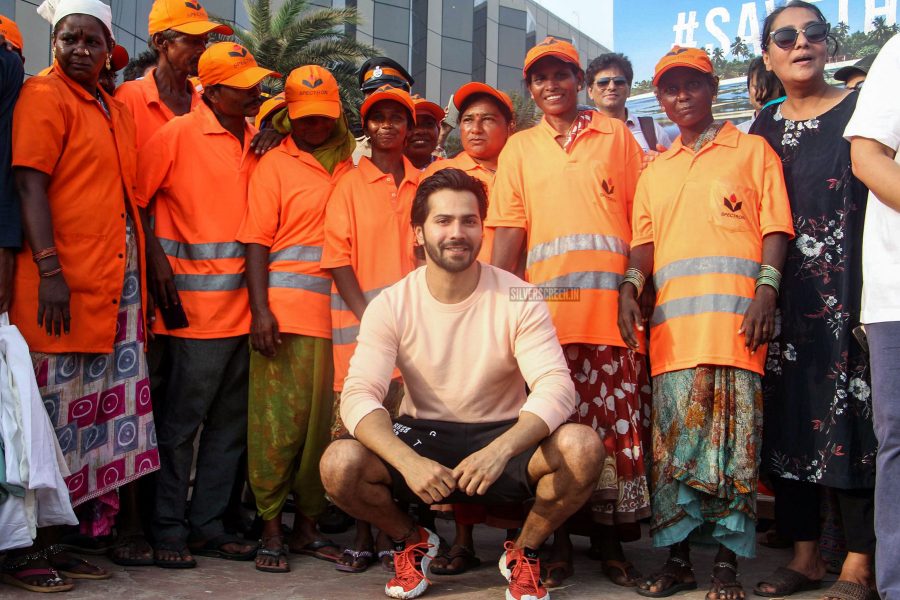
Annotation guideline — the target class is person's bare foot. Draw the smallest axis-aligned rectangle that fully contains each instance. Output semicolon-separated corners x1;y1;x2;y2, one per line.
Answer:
708;561;745;600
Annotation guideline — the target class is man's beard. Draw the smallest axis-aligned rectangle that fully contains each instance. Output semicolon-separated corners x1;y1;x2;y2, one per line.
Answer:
423;236;481;273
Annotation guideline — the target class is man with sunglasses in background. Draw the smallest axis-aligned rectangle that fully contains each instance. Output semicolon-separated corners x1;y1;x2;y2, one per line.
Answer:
586;53;672;152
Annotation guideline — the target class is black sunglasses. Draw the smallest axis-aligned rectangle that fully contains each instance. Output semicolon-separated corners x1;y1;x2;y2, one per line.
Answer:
769;22;829;49
594;76;628;88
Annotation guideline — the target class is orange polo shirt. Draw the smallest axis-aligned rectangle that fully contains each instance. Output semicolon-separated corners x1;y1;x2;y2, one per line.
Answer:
115;68;201;150
632;122;794;376
488;111;643;348
136;100;258;339
237;136;352;339
321;156;419;390
422;151;497;262
10;63;146;354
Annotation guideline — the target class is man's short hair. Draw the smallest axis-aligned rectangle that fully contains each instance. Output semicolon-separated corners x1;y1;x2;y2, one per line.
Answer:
586;53;634;86
124;49;159;81
411;168;488;227
457;92;513;124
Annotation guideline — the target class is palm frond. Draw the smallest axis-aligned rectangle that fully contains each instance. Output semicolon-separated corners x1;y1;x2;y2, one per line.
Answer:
271;0;312;37
243;0;273;40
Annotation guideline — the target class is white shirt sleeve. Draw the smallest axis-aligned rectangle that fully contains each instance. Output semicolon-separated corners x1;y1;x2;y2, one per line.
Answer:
844;34;900;150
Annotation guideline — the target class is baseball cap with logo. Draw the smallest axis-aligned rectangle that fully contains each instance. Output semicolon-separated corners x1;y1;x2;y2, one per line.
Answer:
148;0;234;36
0;14;23;52
523;36;581;77
652;46;714;86
411;95;445;123
255;93;286;128
285;65;341;120
360;85;416;124
198;42;280;89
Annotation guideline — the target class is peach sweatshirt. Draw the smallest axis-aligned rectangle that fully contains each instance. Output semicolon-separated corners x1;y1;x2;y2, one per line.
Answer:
340;264;576;436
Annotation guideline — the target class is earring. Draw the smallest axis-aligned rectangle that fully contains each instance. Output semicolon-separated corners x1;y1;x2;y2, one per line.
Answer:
105;54;111;70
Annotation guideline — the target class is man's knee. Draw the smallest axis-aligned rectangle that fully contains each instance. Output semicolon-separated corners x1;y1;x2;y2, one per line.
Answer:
553;423;604;480
319;439;376;499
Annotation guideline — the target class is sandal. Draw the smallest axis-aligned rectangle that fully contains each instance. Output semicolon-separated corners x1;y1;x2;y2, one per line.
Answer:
637;556;699;598
378;549;394;572
0;551;74;593
189;533;256;561
289;538;342;563
754;566;823;597
334;548;376;573
708;562;745;600
430;544;481;576
255;537;289;574
542;560;574;588
603;559;643;587
109;533;154;566
820;581;880;600
45;545;112;580
153;538;197;569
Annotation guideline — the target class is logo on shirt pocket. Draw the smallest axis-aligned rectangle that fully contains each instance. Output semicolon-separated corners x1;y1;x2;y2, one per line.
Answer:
601;179;616;197
723;194;743;214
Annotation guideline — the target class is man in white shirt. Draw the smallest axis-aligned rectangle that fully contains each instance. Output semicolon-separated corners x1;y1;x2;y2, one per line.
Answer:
320;168;602;600
845;33;900;600
586;53;672;152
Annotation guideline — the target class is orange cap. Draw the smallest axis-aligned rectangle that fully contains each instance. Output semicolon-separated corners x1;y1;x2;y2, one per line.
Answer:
523;36;580;77
0;14;23;52
411;95;444;123
285;65;341;120
198;42;280;89
148;0;234;36
360;85;416;124
255;93;286;128
453;82;513;115
652;46;714;86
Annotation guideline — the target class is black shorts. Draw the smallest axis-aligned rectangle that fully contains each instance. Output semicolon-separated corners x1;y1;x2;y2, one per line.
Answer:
384;416;538;505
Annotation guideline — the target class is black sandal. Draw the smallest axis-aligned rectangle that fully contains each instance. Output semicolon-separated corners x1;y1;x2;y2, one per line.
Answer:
637;556;699;598
255;536;289;574
430;545;481;575
821;581;880;600
154;538;197;569
753;566;823;597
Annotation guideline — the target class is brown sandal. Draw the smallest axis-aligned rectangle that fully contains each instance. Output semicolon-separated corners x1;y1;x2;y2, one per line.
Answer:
821;581;880;600
754;566;823;597
603;559;643;587
543;560;574;588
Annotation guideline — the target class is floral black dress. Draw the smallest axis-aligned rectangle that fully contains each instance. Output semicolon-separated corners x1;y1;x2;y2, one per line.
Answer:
750;93;876;490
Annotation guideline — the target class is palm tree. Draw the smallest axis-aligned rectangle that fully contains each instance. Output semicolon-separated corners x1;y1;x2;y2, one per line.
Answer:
729;36;750;59
507;90;540;130
870;15;898;47
232;0;376;124
711;47;726;69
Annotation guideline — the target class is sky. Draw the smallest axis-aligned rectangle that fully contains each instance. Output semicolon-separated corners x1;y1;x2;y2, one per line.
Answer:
536;0;891;82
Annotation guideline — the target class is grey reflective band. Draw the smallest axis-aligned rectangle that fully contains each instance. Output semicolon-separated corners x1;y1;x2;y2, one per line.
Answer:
535;270;622;291
268;271;331;295
651;294;751;327
269;245;323;263
653;256;759;290
332;324;360;345
527;233;629;269
331;286;388;311
174;273;246;291
159;238;245;261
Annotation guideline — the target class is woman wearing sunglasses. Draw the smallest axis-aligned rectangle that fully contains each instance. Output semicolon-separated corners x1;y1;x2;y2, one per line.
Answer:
750;2;878;599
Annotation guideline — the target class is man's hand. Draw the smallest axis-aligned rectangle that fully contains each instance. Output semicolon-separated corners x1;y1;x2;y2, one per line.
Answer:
250;308;281;358
250;129;285;155
453;446;509;497
640;144;666;171
739;285;777;353
399;455;457;504
146;238;180;310
0;248;14;313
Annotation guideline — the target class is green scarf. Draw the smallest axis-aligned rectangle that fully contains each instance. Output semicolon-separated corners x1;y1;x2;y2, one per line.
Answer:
272;108;356;174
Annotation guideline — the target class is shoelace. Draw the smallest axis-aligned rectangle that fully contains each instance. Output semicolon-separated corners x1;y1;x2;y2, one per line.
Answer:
504;542;542;595
392;542;434;587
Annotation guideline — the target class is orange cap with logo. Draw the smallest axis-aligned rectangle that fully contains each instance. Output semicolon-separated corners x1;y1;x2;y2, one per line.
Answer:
148;0;234;36
652;46;714;86
0;14;23;52
285;65;341;120
523;36;580;77
360;85;416;124
198;42;281;89
411;95;445;123
452;82;513;114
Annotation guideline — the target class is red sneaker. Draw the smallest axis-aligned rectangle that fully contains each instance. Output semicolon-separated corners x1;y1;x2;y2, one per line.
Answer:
384;526;439;599
499;541;549;600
